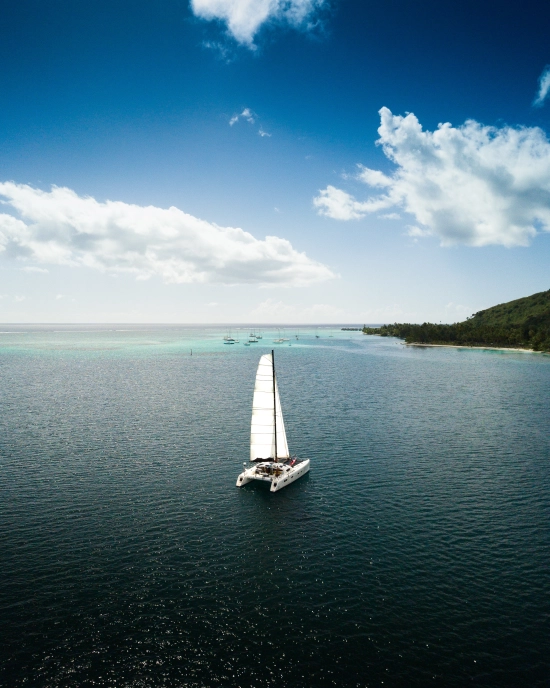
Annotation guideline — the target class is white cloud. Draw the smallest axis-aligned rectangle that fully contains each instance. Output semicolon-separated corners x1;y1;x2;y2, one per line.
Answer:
21;266;49;273
445;302;472;319
361;303;407;323
314;107;550;247
356;164;392;188
314;186;361;220
191;0;326;46
250;297;343;322
202;40;234;62
313;185;388;220
229;107;255;126
14;295;26;302
229;109;272;137
0;182;334;286
533;65;550;107
406;225;432;238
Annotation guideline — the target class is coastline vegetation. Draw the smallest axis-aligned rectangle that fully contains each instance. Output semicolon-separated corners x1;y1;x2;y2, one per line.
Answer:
363;289;550;352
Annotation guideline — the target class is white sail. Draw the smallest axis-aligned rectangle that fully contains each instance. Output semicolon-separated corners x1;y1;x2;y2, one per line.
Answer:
250;353;289;461
274;376;289;459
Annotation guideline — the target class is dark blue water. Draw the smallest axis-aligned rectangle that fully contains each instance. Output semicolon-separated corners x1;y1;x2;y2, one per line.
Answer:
1;326;549;687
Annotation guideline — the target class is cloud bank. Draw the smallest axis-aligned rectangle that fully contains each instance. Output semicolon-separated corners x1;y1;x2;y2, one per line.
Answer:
314;107;550;247
0;182;334;286
534;65;550;107
250;297;343;322
191;0;326;46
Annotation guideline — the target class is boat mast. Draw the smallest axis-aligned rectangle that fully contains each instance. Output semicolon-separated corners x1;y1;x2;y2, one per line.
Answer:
272;349;277;461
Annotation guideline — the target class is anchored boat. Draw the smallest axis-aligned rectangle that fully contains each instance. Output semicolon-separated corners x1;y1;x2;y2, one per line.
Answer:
236;351;310;492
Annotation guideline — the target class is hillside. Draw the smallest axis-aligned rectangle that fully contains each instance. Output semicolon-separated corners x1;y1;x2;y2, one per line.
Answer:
468;290;550;328
363;289;550;352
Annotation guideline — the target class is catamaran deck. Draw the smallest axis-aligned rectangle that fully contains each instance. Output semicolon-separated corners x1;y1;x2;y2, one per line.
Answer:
237;458;310;492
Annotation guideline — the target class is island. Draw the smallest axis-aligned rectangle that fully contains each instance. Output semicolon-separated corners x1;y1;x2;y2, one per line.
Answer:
363;289;550;352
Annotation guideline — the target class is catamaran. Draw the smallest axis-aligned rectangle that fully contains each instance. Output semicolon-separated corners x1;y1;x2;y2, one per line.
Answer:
236;351;310;492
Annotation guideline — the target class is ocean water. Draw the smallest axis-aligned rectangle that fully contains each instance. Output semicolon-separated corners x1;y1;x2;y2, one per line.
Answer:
1;326;549;687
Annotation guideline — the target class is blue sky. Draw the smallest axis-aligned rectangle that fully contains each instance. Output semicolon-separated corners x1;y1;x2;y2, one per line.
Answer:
1;0;550;323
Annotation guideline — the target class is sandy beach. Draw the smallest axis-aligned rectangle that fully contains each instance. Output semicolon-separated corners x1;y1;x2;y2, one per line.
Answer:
405;343;544;354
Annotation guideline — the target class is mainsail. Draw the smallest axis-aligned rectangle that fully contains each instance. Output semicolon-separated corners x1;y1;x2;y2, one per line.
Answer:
250;353;289;461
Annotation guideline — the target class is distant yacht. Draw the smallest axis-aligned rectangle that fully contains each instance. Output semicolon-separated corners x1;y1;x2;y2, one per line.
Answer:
236;351;310;492
273;328;285;344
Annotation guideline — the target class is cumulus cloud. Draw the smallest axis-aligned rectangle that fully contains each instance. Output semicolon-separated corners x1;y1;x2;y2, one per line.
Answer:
314;107;550;247
533;65;550;107
356;164;392;188
191;0;326;46
313;185;388;220
0;182;334;286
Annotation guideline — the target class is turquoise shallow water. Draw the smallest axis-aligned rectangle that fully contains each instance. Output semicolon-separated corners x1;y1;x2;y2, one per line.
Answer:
1;326;549;687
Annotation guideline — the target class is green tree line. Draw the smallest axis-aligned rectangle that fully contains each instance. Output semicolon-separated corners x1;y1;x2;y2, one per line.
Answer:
363;313;550;352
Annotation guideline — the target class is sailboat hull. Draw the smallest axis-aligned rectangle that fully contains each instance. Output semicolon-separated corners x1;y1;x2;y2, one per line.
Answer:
236;459;310;492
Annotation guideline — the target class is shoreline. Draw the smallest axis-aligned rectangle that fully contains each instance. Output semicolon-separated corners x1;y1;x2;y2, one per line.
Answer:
404;342;543;354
